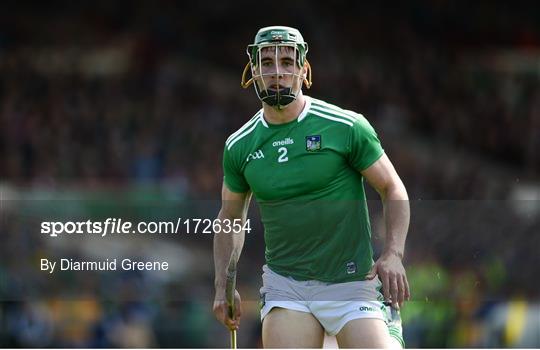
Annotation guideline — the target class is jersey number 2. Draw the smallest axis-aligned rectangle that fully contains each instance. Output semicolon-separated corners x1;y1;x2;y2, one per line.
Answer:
277;147;288;163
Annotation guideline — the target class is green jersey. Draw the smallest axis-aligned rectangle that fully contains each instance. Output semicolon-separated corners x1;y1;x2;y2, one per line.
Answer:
223;96;384;282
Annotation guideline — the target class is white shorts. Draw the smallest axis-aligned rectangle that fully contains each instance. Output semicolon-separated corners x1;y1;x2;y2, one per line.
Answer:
259;265;404;345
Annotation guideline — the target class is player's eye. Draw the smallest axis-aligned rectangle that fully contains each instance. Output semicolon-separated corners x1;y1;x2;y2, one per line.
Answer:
281;60;294;67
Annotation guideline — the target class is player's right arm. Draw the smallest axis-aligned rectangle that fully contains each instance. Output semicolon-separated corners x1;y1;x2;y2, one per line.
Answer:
213;183;252;331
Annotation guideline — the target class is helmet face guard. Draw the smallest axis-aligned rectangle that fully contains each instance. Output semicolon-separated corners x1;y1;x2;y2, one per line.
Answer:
241;27;312;109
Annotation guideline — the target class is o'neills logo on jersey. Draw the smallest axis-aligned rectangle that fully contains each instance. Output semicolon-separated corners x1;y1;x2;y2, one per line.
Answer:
246;150;264;162
272;137;294;147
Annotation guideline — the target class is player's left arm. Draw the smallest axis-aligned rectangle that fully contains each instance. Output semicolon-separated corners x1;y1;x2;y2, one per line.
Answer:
361;153;410;308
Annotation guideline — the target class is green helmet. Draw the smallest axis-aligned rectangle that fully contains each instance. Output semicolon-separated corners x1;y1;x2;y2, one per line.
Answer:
242;26;312;109
247;26;309;66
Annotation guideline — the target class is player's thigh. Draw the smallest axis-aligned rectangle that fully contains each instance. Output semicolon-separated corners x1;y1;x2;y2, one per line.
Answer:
262;307;325;348
336;318;397;349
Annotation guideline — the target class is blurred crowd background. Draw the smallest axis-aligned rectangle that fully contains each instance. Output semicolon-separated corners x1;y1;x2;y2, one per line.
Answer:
1;0;539;348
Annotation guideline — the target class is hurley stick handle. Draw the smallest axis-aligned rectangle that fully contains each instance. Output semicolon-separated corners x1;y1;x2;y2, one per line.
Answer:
225;252;238;349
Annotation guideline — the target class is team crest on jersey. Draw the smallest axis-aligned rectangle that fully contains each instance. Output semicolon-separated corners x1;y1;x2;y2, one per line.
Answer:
346;261;357;274
306;135;321;152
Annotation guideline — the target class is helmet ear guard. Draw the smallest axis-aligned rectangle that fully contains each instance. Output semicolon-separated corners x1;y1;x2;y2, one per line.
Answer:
303;60;312;89
240;61;253;89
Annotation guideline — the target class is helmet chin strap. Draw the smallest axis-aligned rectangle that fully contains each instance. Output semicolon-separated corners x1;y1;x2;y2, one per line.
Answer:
256;86;297;109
